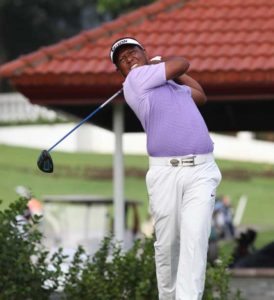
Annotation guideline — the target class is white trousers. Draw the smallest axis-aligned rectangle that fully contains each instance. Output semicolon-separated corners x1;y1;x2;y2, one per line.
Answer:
146;153;222;300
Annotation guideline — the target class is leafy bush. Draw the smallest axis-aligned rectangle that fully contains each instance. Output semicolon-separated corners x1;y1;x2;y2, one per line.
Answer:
204;256;243;300
63;236;243;300
63;236;158;300
0;198;243;300
0;198;65;300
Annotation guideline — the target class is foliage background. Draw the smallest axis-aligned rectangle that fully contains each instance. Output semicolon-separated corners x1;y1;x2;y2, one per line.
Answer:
0;198;65;300
0;197;243;299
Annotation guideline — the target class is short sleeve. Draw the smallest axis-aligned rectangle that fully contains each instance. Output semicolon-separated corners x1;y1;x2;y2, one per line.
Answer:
125;63;166;97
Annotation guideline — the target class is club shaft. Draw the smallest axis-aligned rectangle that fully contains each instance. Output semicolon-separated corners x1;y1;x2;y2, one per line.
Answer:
48;89;123;153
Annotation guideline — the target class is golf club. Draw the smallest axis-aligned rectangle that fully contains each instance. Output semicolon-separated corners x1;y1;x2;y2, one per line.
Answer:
37;88;123;173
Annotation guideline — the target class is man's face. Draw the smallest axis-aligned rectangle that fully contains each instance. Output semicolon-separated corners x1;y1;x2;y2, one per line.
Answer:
115;45;149;77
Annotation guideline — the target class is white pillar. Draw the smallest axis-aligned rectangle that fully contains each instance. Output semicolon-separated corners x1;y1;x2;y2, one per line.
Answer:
113;104;125;245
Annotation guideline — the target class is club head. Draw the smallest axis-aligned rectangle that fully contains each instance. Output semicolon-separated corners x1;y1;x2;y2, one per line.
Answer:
37;150;54;173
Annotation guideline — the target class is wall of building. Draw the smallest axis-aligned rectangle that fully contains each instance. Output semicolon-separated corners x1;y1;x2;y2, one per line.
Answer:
1;123;274;164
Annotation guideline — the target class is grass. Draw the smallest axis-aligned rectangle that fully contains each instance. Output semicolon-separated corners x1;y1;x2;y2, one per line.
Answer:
1;144;274;250
0;144;150;219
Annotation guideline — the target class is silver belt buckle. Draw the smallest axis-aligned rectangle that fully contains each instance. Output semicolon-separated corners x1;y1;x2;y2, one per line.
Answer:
181;156;196;166
170;158;180;167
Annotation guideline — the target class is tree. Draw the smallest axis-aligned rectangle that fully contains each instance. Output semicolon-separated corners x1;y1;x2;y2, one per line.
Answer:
0;0;100;61
0;0;154;63
0;0;155;91
97;0;155;18
0;0;107;91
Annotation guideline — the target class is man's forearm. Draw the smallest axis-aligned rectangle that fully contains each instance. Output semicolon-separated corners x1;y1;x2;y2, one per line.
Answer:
176;74;207;105
150;56;189;80
174;74;204;93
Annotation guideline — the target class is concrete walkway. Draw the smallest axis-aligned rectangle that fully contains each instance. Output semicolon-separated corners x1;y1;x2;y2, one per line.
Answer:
230;269;274;300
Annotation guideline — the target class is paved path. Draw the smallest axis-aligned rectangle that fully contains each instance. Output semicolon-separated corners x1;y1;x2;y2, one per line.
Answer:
230;269;274;300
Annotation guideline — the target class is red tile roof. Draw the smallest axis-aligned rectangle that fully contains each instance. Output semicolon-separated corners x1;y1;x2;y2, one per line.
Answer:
1;0;274;97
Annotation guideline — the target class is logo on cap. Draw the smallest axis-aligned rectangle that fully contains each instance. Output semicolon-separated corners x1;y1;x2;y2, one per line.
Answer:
111;39;128;52
110;37;144;63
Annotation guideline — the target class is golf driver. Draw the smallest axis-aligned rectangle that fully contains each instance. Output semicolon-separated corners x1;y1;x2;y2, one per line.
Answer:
37;88;123;173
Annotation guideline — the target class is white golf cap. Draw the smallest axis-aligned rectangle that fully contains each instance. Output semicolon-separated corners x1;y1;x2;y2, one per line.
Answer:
110;37;144;63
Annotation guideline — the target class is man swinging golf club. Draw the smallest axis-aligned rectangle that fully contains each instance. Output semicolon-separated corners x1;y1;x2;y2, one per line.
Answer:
110;37;222;300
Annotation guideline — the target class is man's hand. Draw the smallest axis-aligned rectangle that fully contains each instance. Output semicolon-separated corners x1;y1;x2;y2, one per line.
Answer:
149;56;162;64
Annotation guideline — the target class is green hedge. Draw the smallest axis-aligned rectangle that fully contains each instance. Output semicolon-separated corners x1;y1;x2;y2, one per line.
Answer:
0;198;243;300
0;198;65;300
63;237;158;300
63;237;243;300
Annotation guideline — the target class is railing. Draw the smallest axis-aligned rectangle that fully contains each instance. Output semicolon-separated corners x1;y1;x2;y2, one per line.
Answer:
0;93;58;123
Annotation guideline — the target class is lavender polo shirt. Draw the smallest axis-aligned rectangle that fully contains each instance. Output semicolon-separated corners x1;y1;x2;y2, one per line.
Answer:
123;62;213;157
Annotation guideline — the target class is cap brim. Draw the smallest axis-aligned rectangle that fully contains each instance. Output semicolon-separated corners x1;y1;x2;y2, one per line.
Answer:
110;38;144;63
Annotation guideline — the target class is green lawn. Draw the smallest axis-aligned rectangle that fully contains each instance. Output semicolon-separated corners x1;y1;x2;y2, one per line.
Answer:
1;144;274;249
0;144;150;220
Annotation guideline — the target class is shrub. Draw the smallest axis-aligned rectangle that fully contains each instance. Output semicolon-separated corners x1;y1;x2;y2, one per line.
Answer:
63;236;158;300
0;198;243;300
204;255;243;300
63;236;243;300
0;198;65;300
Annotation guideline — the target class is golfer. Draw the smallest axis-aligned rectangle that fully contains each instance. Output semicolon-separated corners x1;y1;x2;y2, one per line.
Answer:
110;37;222;300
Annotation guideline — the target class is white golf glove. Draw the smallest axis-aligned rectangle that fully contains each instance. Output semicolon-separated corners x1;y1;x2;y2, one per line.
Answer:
150;56;162;62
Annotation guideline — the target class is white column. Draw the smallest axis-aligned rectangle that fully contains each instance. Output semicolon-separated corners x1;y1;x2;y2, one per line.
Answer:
113;104;125;245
